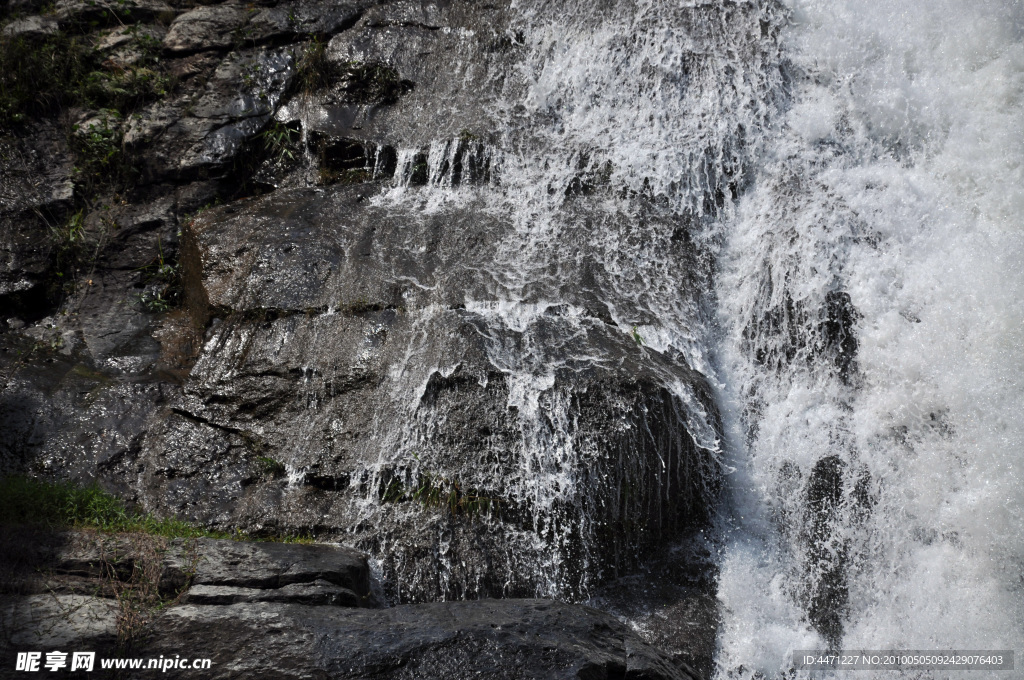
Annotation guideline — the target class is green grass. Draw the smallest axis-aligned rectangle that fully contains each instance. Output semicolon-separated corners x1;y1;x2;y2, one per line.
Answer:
0;26;171;128
295;36;333;94
381;471;500;519
0;475;313;543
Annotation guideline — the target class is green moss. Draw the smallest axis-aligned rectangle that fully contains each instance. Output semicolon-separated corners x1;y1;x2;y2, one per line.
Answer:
0;475;313;543
256;456;286;477
381;470;500;520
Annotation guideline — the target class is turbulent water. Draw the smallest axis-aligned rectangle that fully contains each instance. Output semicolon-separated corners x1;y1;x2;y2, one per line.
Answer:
714;0;1024;675
319;0;1024;674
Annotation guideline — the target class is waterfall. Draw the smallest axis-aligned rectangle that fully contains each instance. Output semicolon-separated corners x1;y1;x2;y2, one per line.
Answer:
322;0;791;604
299;0;1022;669
713;0;1024;675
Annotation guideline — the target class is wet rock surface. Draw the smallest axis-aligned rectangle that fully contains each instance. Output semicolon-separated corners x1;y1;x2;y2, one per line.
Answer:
0;529;372;604
129;183;718;602
0;0;734;674
1;595;699;680
1;530;699;679
142;599;701;680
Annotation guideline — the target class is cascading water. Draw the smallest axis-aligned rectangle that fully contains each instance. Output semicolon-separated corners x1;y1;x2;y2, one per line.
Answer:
286;0;1022;672
304;0;789;605
713;0;1024;676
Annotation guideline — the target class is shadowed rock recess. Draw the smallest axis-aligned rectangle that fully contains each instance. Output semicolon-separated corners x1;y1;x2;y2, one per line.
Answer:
0;0;779;676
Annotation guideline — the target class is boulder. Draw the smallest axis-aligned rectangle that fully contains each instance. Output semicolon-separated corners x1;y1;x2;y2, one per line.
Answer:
0;530;703;679
0;593;699;679
245;0;370;43
0;594;119;651
162;4;250;54
182;537;370;597
140;599;700;680
1;15;58;39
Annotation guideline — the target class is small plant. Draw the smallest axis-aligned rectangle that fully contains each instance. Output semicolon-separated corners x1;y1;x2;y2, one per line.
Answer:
132;29;165;61
631;325;645;346
135;239;180;313
256;456;286;477
295;36;333;93
70;111;135;192
52;209;87;247
0;32;96;126
103;534;167;650
139;289;173;312
381;470;500;519
260;120;301;162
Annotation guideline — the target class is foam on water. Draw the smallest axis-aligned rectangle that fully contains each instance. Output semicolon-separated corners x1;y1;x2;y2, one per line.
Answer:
713;0;1024;675
345;0;787;602
296;0;1022;662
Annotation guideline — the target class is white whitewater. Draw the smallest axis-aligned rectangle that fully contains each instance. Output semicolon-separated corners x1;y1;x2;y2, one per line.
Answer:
360;0;1023;671
714;0;1024;676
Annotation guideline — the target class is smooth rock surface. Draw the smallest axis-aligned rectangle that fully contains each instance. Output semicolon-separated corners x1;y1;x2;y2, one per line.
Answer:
183;537;371;597
140;599;700;680
183;580;361;607
0;595;118;651
162;4;248;54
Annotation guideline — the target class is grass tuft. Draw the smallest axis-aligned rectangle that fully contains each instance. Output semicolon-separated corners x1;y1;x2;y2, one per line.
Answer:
0;475;312;542
381;470;500;520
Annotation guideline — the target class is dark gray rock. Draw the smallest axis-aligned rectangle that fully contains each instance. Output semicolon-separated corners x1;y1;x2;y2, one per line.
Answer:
2;530;703;678
124;44;296;178
96;24;169;69
0;0;731;654
162;3;249;54
139;599;700;680
0;592;699;679
1;15;58;39
589;537;720;680
277;2;514;147
0;344;166;481
0;594;119;652
123;184;721;603
245;0;369;43
181;537;371;597
0;124;74;312
183;580;361;606
0;528;372;605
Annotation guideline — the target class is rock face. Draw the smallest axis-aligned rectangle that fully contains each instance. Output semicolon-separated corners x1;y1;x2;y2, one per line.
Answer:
0;528;371;604
142;599;700;680
1;530;699;680
1;595;699;680
0;0;751;671
121;183;719;603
